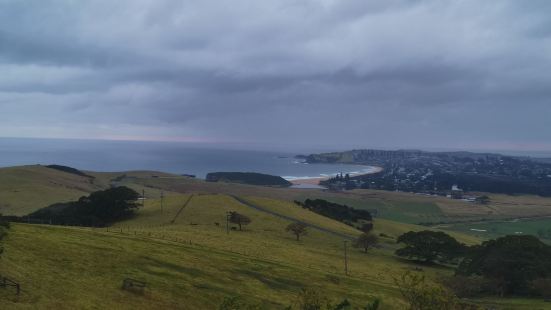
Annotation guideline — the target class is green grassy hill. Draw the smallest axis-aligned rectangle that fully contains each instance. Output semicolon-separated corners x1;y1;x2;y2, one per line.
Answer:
0;165;183;216
0;165;107;216
1;166;550;309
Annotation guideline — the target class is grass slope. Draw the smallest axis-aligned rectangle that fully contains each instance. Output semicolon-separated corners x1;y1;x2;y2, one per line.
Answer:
1;167;550;308
0;166;107;216
2;193;546;309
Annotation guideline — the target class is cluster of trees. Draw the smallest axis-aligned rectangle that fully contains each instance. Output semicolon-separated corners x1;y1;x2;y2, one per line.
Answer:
395;231;466;264
24;186;140;227
324;173;357;190
226;213;310;243
456;235;551;297
395;230;551;298
0;215;9;258
206;172;292;187
294;199;373;230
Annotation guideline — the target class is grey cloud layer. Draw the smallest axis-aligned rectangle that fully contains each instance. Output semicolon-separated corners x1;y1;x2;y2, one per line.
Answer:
1;0;550;150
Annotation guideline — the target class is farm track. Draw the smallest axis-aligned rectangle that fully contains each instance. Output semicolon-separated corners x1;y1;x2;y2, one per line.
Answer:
170;194;194;224
229;195;357;240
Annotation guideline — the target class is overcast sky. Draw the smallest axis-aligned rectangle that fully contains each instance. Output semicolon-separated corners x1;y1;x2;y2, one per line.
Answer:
1;0;550;152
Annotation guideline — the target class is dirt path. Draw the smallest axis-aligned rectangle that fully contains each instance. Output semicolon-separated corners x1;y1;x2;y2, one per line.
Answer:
229;195;357;240
170;194;194;224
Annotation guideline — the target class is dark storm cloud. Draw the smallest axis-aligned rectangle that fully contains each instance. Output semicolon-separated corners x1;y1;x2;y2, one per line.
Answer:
1;0;550;151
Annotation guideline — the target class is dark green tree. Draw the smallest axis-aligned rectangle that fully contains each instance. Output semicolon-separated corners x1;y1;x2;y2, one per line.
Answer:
456;235;551;296
83;186;140;221
395;231;465;264
286;222;308;241
229;212;251;231
27;186;140;226
354;233;378;253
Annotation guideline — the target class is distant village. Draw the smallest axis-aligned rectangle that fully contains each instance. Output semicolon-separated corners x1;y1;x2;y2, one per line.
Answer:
313;149;551;197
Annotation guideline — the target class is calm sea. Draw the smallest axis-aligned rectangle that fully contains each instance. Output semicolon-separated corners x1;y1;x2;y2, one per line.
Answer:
0;138;374;180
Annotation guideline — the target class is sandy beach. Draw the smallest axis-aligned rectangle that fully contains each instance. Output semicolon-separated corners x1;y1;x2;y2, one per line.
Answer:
289;166;383;186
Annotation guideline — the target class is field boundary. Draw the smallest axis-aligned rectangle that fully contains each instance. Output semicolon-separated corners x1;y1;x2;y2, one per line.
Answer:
229;195;357;240
170;194;194;224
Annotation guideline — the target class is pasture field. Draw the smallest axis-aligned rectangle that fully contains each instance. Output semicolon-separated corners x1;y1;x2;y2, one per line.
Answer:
441;217;551;243
4;165;551;226
0;165;105;216
0;193;421;309
1;166;551;308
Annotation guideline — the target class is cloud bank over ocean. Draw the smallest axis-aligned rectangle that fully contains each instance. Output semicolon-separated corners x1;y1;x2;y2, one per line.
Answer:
1;1;551;151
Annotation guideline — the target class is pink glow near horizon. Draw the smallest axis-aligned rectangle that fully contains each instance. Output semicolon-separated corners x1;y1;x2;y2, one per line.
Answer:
96;134;218;143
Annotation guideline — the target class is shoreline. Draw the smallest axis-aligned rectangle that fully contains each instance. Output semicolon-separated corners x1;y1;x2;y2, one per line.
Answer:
287;166;383;186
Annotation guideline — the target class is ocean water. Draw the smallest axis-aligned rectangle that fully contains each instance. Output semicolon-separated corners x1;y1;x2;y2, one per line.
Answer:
0;138;374;180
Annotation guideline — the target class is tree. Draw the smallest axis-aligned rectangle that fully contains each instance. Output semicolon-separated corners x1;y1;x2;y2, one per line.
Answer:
456;235;551;296
360;222;373;233
286;222;308;241
26;186;140;226
83;186;140;221
354;233;378;253
393;272;465;310
229;212;251;231
395;231;465;264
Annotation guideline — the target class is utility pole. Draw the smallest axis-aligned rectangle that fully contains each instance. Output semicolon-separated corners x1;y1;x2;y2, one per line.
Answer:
160;191;164;213
344;240;349;276
226;211;231;234
142;189;145;208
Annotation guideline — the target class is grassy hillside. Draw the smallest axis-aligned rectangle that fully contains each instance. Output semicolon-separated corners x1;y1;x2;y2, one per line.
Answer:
0;165;107;216
1;166;551;308
0;166;183;216
1;194;414;309
2;192;548;309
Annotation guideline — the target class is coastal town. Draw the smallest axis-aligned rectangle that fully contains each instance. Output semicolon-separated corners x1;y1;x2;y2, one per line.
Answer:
309;149;551;197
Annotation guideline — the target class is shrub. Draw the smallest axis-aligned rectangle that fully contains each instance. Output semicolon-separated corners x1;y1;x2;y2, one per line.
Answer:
218;296;261;310
286;288;382;310
393;272;479;310
290;288;331;310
